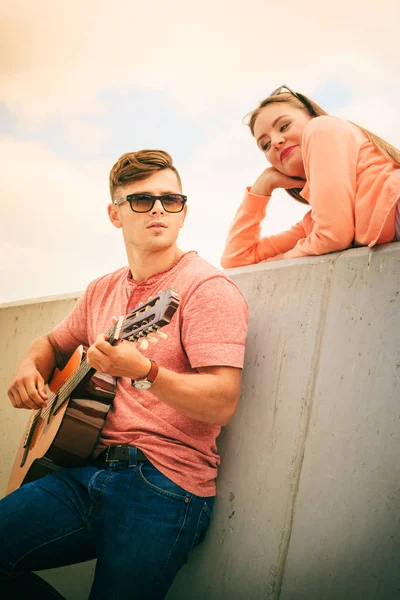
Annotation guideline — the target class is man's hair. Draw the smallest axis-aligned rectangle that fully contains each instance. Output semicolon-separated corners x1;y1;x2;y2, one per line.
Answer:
109;150;182;198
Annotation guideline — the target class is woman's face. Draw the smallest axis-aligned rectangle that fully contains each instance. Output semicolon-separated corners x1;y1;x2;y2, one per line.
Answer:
253;102;313;179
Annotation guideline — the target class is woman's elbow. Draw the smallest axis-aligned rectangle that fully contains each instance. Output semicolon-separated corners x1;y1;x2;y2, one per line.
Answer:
221;251;259;269
220;255;237;269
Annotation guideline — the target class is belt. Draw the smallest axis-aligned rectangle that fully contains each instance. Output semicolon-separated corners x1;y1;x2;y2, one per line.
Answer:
93;445;148;467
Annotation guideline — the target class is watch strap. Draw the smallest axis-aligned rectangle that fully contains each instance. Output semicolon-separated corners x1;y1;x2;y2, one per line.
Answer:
132;359;159;386
145;359;159;384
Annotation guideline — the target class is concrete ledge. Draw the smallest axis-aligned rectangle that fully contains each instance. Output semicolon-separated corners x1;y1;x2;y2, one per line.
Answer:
0;290;83;309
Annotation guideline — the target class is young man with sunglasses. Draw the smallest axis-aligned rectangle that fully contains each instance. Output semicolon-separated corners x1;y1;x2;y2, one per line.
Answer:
2;150;248;599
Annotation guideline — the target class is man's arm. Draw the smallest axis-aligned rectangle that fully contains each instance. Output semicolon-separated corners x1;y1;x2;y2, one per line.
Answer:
152;365;242;426
7;333;72;410
86;336;242;426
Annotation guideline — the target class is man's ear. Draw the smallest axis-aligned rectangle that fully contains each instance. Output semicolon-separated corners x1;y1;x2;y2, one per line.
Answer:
179;204;188;229
108;203;122;229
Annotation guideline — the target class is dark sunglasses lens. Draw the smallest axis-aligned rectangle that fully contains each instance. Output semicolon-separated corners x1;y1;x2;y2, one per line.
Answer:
161;195;185;212
129;194;154;212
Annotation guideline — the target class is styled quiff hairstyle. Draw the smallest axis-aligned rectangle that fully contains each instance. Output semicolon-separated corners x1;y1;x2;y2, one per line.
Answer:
247;91;400;205
109;149;182;198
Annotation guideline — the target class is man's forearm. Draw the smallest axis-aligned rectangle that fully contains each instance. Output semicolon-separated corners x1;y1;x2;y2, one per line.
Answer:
8;334;66;410
18;335;59;382
150;366;241;427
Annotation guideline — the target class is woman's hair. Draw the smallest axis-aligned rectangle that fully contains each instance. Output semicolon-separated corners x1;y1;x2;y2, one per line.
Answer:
247;91;400;205
109;150;182;198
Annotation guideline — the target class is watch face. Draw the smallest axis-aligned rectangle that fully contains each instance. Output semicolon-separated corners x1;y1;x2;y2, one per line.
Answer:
133;379;152;390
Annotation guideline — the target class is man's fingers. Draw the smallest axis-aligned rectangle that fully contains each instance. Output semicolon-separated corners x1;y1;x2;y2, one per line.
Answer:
94;334;112;354
36;374;48;401
19;382;45;410
7;388;19;409
86;346;104;370
8;383;40;410
25;380;47;408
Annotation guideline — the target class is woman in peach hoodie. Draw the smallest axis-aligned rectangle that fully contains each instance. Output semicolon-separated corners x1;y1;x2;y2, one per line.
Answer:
221;86;400;267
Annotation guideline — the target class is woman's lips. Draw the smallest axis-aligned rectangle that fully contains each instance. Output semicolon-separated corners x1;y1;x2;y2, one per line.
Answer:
280;145;296;161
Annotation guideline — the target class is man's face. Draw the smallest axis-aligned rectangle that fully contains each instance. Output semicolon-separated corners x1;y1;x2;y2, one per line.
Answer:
108;169;187;253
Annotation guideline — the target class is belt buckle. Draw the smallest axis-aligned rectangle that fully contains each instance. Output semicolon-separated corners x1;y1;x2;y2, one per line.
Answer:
105;446;119;463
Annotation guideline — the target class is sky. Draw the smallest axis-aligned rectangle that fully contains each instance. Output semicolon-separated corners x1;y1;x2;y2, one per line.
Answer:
1;0;400;304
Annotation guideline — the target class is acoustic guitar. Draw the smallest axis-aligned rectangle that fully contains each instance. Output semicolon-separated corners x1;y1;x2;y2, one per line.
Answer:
6;288;179;495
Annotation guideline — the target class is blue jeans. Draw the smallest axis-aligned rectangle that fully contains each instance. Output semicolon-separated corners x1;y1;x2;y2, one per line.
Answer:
0;448;214;599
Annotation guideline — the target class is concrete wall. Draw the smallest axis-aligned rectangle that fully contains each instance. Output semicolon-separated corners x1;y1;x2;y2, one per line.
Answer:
1;243;400;599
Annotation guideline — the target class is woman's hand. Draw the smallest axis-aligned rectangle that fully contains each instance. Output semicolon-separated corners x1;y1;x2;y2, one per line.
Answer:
250;167;306;196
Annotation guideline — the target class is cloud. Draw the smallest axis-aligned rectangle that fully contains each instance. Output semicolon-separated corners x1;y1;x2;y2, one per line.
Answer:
0;137;126;302
62;121;109;155
1;0;399;124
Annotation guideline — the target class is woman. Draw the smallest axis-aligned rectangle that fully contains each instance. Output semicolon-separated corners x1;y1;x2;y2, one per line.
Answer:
221;85;400;267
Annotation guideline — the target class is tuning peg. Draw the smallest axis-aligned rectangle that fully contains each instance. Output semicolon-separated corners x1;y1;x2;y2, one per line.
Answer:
147;336;158;344
157;331;168;340
139;339;149;350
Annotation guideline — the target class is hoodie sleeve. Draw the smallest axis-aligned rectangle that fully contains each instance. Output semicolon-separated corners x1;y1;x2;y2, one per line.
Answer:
220;188;308;268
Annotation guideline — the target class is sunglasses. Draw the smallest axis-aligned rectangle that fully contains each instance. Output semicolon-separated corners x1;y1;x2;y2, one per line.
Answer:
113;193;187;213
269;85;316;116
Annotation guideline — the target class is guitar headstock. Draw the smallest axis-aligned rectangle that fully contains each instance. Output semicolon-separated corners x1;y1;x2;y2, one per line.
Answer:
109;288;179;345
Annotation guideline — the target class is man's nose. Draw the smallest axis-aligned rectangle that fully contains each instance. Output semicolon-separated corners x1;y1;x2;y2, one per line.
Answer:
151;199;164;213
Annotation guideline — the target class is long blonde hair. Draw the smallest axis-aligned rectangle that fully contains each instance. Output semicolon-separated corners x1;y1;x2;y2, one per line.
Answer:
248;91;400;204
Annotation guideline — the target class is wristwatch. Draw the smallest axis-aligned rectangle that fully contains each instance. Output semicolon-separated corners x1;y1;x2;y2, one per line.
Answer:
131;359;159;390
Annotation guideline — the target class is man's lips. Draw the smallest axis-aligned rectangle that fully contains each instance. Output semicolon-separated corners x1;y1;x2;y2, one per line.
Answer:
280;145;296;161
147;221;167;229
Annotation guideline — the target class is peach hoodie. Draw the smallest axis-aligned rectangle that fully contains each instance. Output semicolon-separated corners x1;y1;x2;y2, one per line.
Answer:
221;116;400;267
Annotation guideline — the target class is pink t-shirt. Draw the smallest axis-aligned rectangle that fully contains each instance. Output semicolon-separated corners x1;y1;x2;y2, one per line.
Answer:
53;251;248;496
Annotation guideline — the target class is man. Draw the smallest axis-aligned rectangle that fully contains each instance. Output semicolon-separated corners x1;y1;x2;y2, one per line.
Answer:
1;150;248;599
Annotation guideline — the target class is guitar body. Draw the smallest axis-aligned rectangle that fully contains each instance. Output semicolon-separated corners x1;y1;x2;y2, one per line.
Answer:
6;347;116;495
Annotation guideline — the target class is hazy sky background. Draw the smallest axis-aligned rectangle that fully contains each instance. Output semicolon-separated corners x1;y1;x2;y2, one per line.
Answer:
1;0;400;303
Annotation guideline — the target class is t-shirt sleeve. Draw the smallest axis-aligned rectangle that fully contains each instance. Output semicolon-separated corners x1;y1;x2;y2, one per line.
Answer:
181;276;249;369
52;283;94;352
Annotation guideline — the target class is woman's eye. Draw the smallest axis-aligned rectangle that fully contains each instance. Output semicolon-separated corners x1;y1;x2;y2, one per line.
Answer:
262;141;270;151
280;123;290;132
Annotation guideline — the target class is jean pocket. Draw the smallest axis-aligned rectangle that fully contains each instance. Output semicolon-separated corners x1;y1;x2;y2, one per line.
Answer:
191;501;213;549
136;462;190;502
